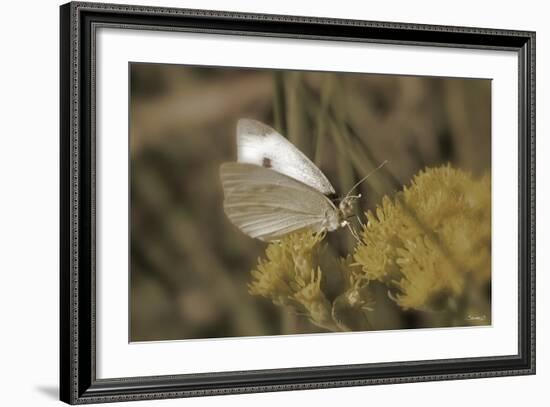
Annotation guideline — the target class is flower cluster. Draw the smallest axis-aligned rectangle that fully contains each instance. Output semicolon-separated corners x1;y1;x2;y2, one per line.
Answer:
248;231;338;331
249;165;491;331
353;165;491;311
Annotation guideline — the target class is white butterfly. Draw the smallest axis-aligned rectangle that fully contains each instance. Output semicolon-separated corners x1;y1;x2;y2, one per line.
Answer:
220;119;380;241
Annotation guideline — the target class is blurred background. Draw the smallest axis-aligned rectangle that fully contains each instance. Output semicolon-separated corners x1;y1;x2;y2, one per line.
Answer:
129;62;491;342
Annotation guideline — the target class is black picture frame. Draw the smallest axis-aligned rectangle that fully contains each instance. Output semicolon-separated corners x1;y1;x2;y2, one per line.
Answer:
60;1;536;404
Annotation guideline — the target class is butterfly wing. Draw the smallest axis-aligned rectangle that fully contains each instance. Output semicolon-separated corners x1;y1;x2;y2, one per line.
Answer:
220;162;338;241
236;119;336;195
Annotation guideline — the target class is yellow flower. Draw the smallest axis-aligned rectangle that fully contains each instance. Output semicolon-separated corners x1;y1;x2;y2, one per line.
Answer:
337;255;373;311
331;256;374;331
391;236;463;310
354;165;491;311
292;267;336;331
249;231;337;330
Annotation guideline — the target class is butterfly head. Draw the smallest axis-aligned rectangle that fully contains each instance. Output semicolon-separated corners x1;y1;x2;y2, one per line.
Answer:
338;160;389;223
338;194;361;222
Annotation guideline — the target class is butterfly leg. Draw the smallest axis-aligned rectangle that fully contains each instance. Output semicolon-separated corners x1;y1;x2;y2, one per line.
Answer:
345;222;361;242
355;215;365;230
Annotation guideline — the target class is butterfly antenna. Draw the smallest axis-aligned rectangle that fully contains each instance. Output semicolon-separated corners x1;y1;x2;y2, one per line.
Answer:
345;160;389;198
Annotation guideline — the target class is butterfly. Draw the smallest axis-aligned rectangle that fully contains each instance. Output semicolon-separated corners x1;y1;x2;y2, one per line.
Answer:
220;119;384;241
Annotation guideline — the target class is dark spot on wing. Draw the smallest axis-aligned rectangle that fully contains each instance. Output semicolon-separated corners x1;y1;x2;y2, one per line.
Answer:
262;157;272;168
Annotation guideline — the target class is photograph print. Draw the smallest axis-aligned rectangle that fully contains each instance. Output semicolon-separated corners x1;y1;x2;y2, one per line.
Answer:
129;63;491;342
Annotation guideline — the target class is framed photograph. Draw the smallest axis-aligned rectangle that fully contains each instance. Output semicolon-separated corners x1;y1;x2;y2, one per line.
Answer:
60;1;535;404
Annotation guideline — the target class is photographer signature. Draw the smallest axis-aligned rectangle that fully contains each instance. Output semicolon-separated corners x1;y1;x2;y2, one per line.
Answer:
466;314;487;321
